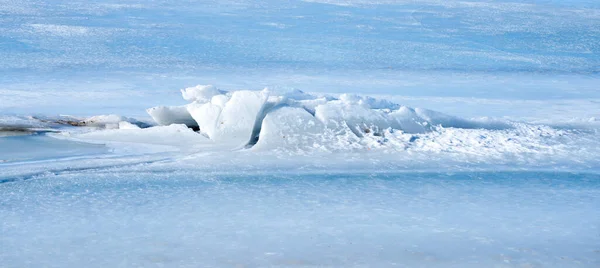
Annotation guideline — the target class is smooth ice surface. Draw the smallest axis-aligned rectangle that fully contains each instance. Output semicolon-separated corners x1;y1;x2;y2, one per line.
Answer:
0;134;107;163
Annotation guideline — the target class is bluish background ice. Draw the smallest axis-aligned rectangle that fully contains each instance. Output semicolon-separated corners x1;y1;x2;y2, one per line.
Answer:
2;0;599;73
1;0;599;117
2;171;599;267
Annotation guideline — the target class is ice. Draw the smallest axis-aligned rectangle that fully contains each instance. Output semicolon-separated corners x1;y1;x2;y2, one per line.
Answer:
79;114;139;129
146;105;197;128
0;114;146;135
0;115;55;136
0;134;108;163
117;121;140;130
210;94;230;108
2;85;599;167
388;107;430;134
311;93;404;136
254;106;326;150
187;101;224;139
338;93;400;110
69;124;210;149
180;85;224;103
2;92;600;267
315;101;394;137
153;86;522;148
414;108;512;130
215;90;269;147
1;0;600;266
187;90;270;148
0;115;47;129
1;171;599;267
23;85;570;168
1;85;589;166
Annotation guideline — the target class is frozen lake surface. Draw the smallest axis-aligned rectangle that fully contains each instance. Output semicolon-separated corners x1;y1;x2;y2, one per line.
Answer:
2;171;599;267
1;0;600;267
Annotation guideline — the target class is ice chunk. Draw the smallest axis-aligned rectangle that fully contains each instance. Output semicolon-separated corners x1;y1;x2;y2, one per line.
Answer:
181;85;224;103
254;106;325;150
283;89;317;100
186;90;268;147
187;101;223;139
146;105;198;128
339;94;400;109
212;90;269;147
210;94;230;108
315;102;394;137
389;106;430;134
118;121;141;130
414;108;511;130
292;97;329;115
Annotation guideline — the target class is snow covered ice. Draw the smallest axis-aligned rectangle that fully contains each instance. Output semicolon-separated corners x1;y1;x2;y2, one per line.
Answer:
1;0;600;267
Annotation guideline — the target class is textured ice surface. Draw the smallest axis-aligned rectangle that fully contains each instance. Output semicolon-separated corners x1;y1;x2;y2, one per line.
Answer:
1;0;598;73
1;171;599;267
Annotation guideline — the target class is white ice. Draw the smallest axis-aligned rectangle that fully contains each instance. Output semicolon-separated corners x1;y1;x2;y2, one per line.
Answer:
146;106;197;128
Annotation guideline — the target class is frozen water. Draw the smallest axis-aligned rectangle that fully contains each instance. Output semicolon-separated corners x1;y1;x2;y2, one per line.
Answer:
0;134;107;163
1;171;599;267
210;90;269;147
146;106;197;128
1;0;600;266
180;85;225;103
254;106;326;150
1;0;598;74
